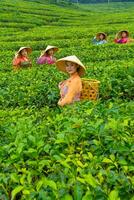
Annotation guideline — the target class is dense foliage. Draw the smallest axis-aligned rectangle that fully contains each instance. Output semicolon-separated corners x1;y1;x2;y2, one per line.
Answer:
0;0;134;199
72;0;134;3
50;0;134;4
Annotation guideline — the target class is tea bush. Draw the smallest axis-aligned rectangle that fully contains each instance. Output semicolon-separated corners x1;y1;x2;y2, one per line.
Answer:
0;0;134;199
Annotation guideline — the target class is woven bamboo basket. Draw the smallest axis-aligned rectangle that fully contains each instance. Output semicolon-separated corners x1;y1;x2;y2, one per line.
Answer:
81;78;100;100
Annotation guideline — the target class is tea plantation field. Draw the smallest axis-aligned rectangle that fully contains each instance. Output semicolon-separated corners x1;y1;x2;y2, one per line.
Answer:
0;0;134;199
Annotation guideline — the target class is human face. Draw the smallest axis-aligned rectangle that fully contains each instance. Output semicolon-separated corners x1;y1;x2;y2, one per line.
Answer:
65;61;78;75
21;49;28;57
121;32;127;38
48;49;54;56
99;34;105;40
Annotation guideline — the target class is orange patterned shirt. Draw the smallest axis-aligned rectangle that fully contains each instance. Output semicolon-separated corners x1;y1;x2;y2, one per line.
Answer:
58;72;82;106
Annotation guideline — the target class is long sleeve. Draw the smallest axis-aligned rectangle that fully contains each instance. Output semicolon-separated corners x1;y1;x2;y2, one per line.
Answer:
92;37;107;45
92;37;97;44
37;56;47;64
13;56;30;66
58;77;82;106
114;38;128;44
103;40;107;44
13;58;21;66
114;38;120;43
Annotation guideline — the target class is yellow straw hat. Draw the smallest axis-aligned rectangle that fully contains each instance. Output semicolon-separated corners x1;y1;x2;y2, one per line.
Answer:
96;32;107;40
117;30;129;38
56;55;86;77
41;45;59;56
16;47;32;55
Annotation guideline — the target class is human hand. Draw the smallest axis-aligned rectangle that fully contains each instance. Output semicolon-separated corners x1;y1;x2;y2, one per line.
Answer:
115;33;119;39
58;81;64;89
58;100;63;106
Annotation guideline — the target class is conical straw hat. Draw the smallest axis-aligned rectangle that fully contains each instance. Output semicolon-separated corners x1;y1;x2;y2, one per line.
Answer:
42;45;59;55
117;30;129;38
16;47;32;55
96;32;107;40
56;55;86;77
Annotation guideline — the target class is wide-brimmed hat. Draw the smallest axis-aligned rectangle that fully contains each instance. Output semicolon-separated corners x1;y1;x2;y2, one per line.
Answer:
117;30;129;38
56;55;86;77
42;45;59;55
96;32;107;40
16;47;32;55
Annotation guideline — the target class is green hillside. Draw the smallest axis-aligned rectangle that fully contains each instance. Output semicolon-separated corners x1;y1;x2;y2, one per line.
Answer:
0;0;134;199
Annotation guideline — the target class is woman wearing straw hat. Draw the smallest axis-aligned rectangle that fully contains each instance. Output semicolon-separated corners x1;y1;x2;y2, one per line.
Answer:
92;32;107;45
12;47;32;70
114;30;134;44
37;45;58;65
56;55;85;107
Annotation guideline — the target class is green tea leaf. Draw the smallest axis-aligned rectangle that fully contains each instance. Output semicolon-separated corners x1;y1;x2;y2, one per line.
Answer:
102;158;113;164
83;174;98;188
82;190;92;200
11;185;23;200
108;189;120;200
62;194;73;200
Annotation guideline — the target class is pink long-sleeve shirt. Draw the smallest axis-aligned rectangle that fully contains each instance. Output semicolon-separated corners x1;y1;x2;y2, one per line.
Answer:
37;55;56;65
114;37;128;44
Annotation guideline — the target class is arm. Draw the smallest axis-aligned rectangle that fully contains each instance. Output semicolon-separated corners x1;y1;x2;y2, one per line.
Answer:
13;58;21;66
13;57;32;67
103;40;107;44
114;39;118;43
114;33;119;43
115;33;119;39
53;57;56;62
37;56;47;64
92;37;97;44
58;80;66;89
58;78;82;107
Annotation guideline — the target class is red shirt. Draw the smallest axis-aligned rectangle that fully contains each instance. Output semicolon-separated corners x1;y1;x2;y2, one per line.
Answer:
13;56;30;66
